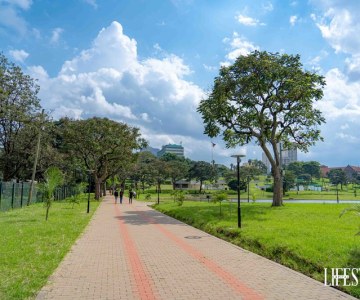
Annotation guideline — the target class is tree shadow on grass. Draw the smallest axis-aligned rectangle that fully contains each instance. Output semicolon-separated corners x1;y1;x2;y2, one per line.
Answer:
347;247;360;268
114;209;188;226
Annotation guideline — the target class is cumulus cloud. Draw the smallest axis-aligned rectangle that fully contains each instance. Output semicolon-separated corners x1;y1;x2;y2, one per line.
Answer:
311;1;360;56
311;2;360;80
304;66;360;165
9;49;28;62
236;14;265;26
30;21;206;157
221;32;259;65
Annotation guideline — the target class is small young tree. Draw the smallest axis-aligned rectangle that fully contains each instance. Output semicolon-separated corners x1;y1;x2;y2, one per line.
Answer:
40;167;64;220
68;182;87;208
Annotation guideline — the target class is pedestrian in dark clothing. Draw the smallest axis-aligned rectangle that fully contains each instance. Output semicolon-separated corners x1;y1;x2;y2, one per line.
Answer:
119;189;124;204
129;190;133;204
114;190;119;204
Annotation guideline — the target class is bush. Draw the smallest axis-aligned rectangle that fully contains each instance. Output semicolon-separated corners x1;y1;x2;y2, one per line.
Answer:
212;192;228;203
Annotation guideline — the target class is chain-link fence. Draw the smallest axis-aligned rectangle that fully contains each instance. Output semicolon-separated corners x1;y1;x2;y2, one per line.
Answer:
0;182;78;212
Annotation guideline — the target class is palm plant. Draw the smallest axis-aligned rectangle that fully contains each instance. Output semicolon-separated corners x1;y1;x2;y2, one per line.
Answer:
40;167;64;220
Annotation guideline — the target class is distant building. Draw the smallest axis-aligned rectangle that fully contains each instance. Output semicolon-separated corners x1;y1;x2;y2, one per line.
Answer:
321;165;360;181
262;143;297;173
140;146;160;156
157;144;184;158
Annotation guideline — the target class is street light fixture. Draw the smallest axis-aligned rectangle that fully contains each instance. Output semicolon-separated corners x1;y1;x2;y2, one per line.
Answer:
231;153;246;228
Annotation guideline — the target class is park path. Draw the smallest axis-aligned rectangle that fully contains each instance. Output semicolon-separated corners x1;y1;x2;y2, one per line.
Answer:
36;196;355;300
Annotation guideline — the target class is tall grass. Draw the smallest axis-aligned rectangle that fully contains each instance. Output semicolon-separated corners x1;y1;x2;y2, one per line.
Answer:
0;194;99;299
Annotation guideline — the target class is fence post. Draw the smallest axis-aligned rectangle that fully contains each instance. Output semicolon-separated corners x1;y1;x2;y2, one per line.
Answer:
0;182;2;211
11;182;15;209
20;182;24;207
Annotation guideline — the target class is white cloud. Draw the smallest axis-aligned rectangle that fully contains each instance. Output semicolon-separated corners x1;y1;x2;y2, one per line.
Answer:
289;15;298;26
0;0;32;35
236;14;265;26
222;32;259;64
311;2;360;56
50;27;64;44
9;49;28;62
317;68;360;120
0;5;27;34
30;21;206;156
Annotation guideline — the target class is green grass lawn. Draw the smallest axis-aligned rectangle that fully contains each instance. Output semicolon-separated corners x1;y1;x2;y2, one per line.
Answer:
154;201;360;298
0;194;99;300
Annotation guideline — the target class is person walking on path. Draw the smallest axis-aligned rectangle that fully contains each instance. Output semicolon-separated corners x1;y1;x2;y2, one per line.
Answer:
119;189;124;204
129;190;133;204
114;190;119;204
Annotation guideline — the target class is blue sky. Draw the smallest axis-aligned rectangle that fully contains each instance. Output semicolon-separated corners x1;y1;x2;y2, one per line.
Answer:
1;0;360;168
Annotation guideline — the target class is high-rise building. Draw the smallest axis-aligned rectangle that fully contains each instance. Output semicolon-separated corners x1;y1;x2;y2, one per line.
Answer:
262;143;297;173
157;144;184;158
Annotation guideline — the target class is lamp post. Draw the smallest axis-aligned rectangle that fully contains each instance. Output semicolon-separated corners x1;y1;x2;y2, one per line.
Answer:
157;178;160;205
231;154;246;228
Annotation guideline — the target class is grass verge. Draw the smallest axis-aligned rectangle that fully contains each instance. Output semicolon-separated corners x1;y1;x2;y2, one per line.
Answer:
154;201;360;298
0;194;99;300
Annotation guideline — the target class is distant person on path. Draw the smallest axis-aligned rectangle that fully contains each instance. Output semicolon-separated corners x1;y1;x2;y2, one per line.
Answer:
119;189;124;204
114;190;119;204
129;190;133;204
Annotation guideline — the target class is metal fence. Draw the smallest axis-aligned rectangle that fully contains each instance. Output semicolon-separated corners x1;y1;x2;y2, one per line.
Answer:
0;182;78;212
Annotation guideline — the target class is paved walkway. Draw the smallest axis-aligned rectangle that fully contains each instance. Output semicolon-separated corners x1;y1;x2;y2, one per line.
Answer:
37;196;355;300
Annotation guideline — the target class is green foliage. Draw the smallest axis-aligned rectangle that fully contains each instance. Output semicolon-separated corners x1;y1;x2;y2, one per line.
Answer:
283;170;296;192
167;160;189;189
188;161;216;192
198;50;326;207
328;168;347;187
61;117;145;199
39;167;64;220
171;190;185;206
68;182;88;208
227;179;246;191
0;53;44;181
212;192;227;203
145;193;152;201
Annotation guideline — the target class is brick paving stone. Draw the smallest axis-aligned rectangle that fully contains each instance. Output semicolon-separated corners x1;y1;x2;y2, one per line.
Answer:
37;196;356;300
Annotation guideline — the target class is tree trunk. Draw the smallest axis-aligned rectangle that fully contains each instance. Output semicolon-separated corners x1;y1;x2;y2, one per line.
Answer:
102;182;106;196
199;180;203;193
95;179;101;200
272;167;283;206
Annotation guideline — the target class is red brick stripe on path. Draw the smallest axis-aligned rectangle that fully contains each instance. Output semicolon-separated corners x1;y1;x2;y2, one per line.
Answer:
115;204;158;300
134;207;263;300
